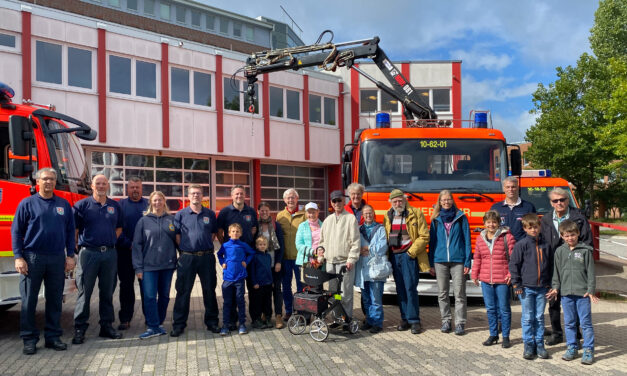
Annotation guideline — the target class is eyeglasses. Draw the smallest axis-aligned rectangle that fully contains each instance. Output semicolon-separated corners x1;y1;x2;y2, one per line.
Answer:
331;198;343;203
440;198;453;203
551;198;567;203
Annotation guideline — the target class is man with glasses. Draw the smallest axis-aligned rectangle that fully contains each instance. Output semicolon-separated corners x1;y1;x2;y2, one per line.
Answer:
316;190;360;320
541;187;592;346
490;176;536;241
170;185;219;336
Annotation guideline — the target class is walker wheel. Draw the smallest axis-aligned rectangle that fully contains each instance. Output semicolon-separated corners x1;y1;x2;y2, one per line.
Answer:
287;314;307;335
349;320;359;334
309;319;329;342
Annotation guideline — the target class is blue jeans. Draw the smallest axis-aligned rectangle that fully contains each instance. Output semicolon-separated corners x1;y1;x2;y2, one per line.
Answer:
481;283;511;337
562;295;594;350
282;260;303;315
363;281;384;327
391;252;420;324
142;269;174;330
20;253;65;344
222;279;246;326
520;287;548;345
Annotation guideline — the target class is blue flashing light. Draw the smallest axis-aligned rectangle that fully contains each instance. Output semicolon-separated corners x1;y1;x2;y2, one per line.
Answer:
0;81;15;102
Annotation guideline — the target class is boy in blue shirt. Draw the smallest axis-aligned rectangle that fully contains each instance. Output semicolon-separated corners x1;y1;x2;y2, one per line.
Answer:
217;223;255;335
249;236;274;329
509;213;552;360
547;220;598;365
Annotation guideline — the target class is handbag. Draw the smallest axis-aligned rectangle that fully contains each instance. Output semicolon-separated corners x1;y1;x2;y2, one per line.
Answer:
368;255;392;280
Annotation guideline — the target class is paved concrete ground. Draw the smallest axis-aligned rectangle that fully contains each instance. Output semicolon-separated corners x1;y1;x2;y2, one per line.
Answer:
1;270;626;376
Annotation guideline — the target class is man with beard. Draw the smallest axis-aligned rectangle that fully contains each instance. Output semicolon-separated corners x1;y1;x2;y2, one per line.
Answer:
383;189;430;335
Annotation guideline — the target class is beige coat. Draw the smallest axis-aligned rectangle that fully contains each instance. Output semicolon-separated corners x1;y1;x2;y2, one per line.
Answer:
318;210;360;265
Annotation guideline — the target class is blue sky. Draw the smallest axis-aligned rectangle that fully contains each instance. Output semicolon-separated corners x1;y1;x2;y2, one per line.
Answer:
201;0;599;142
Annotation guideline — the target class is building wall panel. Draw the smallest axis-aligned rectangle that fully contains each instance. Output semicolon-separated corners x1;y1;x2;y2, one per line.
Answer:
309;126;340;164
0;8;21;31
106;32;160;60
0;52;22;101
169;106;218;154
222;114;265;158
104;98;161;149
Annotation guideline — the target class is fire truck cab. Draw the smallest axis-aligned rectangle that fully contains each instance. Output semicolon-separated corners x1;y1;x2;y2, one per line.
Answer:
519;169;579;216
0;82;96;310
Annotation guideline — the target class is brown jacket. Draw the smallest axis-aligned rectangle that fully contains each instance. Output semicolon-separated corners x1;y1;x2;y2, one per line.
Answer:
276;208;306;260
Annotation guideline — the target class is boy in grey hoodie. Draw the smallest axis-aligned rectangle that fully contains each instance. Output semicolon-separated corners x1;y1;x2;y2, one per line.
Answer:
547;219;598;365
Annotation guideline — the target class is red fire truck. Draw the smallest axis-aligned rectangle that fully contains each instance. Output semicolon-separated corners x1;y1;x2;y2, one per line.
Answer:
243;34;523;296
0;82;96;311
519;169;581;215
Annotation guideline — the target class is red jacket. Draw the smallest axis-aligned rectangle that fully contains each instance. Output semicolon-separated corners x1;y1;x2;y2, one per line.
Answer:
471;228;516;284
344;200;366;226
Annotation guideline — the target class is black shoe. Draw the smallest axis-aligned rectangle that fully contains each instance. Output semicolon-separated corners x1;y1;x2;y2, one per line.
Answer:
537;345;549;359
361;322;373;331
523;343;535;360
397;321;411;331
72;329;85;344
44;339;67;351
483;336;499;346
229;325;238;331
170;327;184;337
117;322;130;331
23;342;37;355
369;326;383;334
544;329;552;337
411;323;421;334
99;326;122;339
545;334;563;346
502;337;511;348
207;325;220;334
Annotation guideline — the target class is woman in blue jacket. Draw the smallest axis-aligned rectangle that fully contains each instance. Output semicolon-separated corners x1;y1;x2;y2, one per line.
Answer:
429;190;472;336
132;191;177;339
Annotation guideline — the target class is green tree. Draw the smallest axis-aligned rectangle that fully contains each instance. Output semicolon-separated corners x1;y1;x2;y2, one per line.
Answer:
589;0;627;61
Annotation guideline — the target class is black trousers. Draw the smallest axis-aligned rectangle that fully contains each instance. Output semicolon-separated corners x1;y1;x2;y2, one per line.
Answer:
272;270;283;316
20;253;65;344
249;284;273;321
116;246;143;323
172;253;219;329
549;291;580;337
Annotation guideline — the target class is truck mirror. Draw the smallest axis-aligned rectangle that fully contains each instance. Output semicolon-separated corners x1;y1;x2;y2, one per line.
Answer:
8;115;32;157
10;159;33;178
342;162;352;189
76;128;97;141
509;148;522;176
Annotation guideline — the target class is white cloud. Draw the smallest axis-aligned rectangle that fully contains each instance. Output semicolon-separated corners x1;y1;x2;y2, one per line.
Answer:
490;111;537;143
462;74;538;109
450;48;512;71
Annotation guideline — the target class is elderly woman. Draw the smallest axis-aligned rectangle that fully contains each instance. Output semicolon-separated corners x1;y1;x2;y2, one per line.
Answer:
295;202;323;268
354;204;389;334
132;191;177;339
255;201;285;329
428;189;472;336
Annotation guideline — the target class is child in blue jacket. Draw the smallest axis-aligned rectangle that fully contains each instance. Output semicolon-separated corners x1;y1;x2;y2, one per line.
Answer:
217;223;255;335
249;236;274;329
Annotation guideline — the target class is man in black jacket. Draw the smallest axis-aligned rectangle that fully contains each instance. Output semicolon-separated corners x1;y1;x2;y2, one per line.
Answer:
541;187;592;346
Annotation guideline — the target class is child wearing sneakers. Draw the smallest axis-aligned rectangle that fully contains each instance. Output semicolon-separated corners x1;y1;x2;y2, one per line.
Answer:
217;223;255;335
509;213;551;360
546;219;598;365
249;236;274;329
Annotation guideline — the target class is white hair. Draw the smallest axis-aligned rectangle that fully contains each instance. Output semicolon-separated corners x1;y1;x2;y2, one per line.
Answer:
346;183;365;195
36;168;57;179
283;188;299;199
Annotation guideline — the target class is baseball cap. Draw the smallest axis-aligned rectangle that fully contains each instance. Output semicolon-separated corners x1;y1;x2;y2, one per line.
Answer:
304;202;319;211
330;190;345;201
389;189;405;200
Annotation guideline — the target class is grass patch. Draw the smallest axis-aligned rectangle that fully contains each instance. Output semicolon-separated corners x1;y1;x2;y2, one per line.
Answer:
598;291;627;301
600;230;627;236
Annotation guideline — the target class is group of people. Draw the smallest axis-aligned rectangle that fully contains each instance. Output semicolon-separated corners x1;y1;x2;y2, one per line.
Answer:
11;169;598;365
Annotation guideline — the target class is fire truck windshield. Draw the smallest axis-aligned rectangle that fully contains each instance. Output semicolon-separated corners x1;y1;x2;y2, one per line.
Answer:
358;138;507;193
45;119;90;194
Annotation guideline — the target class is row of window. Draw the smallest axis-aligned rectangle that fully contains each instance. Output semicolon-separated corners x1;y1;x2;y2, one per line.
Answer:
89;150;327;214
84;0;257;42
360;88;451;113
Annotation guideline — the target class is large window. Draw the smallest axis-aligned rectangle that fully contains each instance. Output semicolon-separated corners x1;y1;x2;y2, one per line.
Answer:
90;151;211;212
171;67;212;107
433;88;450;112
360;88;451;114
223;78;258;114
270;86;300;121
260;164;326;214
309;94;336;126
144;0;155;15
160;3;170;20
109;55;157;99
215;160;250;210
191;10;201;27
175;5;186;23
219;18;229;34
35;40;93;90
233;22;242;38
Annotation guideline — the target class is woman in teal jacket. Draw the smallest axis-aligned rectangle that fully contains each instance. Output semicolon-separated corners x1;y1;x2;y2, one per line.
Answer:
295;202;323;267
428;190;472;336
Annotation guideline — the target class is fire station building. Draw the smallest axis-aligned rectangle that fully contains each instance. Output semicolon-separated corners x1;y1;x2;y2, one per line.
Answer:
0;0;461;214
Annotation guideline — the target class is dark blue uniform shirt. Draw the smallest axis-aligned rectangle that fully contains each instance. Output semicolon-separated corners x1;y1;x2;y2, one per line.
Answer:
217;204;258;246
74;196;123;248
174;206;217;252
11;194;76;258
116;197;149;249
490;199;536;241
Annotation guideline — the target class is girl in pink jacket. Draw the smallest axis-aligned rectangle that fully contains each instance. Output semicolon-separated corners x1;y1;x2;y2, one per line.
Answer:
472;210;516;349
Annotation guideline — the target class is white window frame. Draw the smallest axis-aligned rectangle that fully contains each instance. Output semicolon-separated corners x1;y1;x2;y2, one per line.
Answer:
169;66;214;110
107;53;160;101
222;77;262;117
0;30;20;53
359;87;452;114
309;93;337;127
270;86;301;122
359;88;400;115
32;39;96;94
